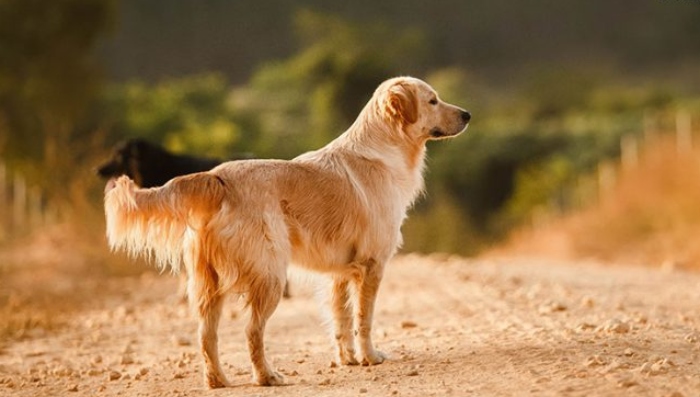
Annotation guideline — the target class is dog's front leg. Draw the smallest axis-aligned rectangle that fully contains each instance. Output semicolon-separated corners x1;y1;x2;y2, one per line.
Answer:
354;259;387;365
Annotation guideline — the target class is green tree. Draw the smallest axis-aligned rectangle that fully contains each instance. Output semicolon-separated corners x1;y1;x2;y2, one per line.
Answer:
0;0;115;196
232;9;426;158
100;74;246;158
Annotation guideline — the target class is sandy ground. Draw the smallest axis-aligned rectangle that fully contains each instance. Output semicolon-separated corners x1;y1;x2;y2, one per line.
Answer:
1;254;700;397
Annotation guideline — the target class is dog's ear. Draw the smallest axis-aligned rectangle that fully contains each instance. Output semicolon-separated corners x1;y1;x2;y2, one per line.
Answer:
384;82;418;125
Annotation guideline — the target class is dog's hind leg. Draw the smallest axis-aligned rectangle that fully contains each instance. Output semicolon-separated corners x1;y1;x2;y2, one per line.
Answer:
190;262;230;388
245;269;285;386
353;259;387;366
330;278;359;365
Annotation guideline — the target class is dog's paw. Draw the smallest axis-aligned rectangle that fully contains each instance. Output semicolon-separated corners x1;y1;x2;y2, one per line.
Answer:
254;370;285;386
204;371;230;389
336;347;360;366
336;354;360;366
361;350;387;366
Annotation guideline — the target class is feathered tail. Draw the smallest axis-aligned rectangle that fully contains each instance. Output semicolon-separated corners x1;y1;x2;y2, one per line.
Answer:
104;173;226;273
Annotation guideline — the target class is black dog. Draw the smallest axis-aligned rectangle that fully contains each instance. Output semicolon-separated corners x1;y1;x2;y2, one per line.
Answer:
96;138;252;188
97;139;292;298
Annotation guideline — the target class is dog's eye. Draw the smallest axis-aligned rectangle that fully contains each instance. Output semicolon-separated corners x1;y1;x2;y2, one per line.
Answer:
429;98;438;105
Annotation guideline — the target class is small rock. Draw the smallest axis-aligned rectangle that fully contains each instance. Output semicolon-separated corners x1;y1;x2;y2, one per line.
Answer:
359;387;368;393
86;369;101;377
318;378;331;386
401;321;418;329
114;305;133;319
584;355;606;367
597;319;630;334
67;384;79;392
122;342;135;354
616;378;638;388
406;369;419;376
108;371;121;381
171;335;191;347
539;301;567;314
120;354;134;365
576;323;596;332
173;372;186;379
580;296;595;308
684;332;698;343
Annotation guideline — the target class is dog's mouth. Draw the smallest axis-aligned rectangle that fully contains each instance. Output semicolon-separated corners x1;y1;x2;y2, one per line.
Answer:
429;124;468;139
429;127;447;138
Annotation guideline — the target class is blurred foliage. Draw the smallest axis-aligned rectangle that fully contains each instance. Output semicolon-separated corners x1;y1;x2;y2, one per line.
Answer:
1;6;699;256
230;9;426;158
0;0;115;201
98;74;245;158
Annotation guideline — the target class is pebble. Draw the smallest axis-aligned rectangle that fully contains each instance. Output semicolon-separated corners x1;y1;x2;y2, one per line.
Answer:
318;378;331;386
616;377;638;388
575;323;596;332
584;355;606;367
639;358;672;376
67;384;79;392
171;335;191;347
108;371;121;381
359;387;368;393
401;321;418;329
539;301;567;314
87;369;101;377
581;296;595;308
597;319;630;334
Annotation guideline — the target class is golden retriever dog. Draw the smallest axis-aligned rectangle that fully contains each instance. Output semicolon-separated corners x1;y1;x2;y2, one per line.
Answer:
104;76;470;388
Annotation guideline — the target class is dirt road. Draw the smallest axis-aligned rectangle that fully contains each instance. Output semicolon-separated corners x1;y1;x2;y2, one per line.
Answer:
2;254;699;396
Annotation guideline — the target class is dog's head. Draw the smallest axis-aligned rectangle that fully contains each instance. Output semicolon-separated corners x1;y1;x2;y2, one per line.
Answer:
96;139;152;185
377;77;470;142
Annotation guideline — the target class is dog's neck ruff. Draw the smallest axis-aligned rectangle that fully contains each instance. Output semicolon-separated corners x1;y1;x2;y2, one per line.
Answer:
334;108;427;209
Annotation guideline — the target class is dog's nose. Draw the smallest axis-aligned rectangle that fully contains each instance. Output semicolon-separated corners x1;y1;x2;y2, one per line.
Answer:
461;111;471;123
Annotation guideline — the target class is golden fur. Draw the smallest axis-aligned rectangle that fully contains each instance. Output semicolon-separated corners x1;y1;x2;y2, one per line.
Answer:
104;76;470;388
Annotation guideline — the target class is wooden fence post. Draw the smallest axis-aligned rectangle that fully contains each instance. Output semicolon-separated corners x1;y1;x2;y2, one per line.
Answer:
621;135;639;170
29;187;43;228
676;109;692;154
12;172;27;232
0;161;6;212
598;161;616;203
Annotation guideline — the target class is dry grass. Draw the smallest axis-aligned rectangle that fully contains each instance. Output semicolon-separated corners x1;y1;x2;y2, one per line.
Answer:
496;134;700;269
